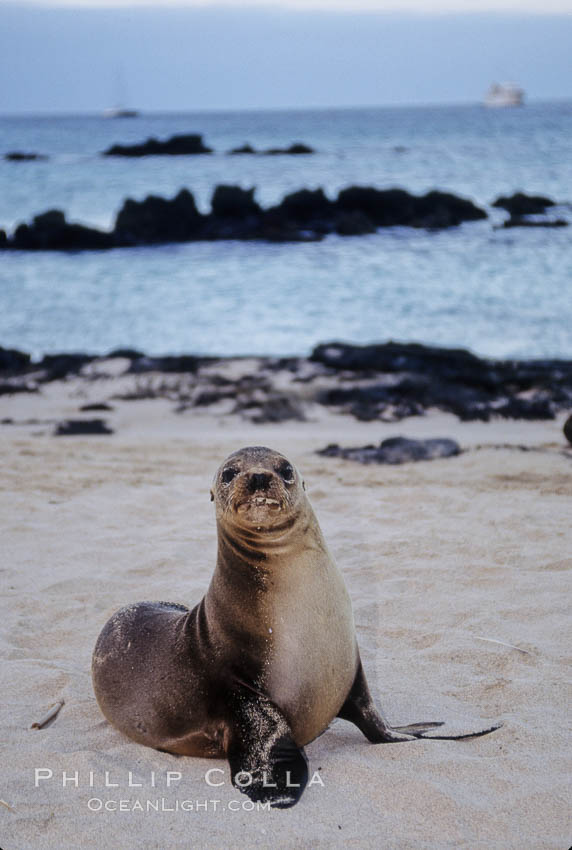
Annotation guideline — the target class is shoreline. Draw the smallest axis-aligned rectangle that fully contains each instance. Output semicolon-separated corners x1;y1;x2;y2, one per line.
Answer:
2;340;572;428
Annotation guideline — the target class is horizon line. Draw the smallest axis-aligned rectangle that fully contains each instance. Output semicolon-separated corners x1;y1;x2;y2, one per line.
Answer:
1;96;571;119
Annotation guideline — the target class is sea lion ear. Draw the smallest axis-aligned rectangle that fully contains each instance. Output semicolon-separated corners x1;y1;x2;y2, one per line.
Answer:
210;490;214;502
302;480;306;490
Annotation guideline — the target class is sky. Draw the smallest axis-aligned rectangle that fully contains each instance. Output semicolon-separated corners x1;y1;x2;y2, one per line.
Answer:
8;0;572;10
1;2;571;113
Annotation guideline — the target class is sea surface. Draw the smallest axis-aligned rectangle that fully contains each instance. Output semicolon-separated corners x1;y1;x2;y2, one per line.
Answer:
1;102;571;360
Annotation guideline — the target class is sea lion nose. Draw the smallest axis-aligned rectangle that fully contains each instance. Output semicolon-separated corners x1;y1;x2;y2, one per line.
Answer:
248;472;273;493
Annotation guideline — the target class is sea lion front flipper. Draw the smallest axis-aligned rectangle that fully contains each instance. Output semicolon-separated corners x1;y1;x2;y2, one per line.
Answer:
227;688;309;809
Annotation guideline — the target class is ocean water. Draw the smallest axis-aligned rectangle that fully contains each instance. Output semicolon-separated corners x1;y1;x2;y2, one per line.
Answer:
1;102;571;360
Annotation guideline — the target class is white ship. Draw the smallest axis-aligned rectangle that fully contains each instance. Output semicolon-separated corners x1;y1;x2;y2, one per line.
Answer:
484;82;524;108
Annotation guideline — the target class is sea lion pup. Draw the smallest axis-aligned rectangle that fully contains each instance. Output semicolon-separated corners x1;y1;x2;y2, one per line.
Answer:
92;446;499;808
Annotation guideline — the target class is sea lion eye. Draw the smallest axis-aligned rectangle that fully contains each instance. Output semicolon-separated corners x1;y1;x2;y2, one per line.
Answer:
221;467;238;484
277;462;294;482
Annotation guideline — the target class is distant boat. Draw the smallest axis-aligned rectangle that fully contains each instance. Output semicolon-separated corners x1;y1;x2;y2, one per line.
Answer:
103;66;139;118
484;82;524;108
102;107;139;119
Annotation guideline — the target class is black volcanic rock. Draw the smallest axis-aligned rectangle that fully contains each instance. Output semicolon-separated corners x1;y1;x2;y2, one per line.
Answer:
228;144;257;155
336;186;486;228
274;188;333;223
210;185;261;218
500;217;568;229
114;189;203;245
264;143;314;155
311;341;489;382
0;346;31;373
335;211;376;236
257;210;324;242
492;192;556;216
11;210;114;251
242;394;306;424
311;341;572;422
0;381;38;396
127;354;211;373
413;190;488;228
107;348;145;359
1;343;570;426
311;341;572;389
54;418;113;436
1;184;491;252
5;152;47;162
103;134;212;157
79;402;114;412
0;230;6;247
317;437;461;464
37;352;96;381
494;397;555;419
564;414;572;445
228;142;314;156
336;186;415;225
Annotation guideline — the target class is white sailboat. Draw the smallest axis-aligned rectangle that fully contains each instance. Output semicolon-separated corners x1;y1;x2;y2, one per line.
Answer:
103;66;139;118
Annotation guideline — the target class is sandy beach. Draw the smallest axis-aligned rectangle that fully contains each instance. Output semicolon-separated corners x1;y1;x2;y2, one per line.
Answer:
1;362;571;849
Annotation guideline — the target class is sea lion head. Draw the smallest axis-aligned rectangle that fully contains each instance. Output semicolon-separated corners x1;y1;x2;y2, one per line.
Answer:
211;446;306;532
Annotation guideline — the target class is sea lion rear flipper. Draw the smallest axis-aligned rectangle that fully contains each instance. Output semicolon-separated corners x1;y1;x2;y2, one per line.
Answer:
392;722;445;733
337;660;419;742
339;661;501;743
412;723;503;740
227;688;309;809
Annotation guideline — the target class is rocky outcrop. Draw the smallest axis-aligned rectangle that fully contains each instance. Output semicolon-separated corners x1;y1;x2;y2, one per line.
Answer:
0;380;38;396
37;353;97;381
492;192;568;229
114;189;203;245
263;143;314;155
311;340;488;380
564;414;572;446
5;152;47;161
336;186;487;228
210;185;261;218
227;142;315;155
273;188;333;222
492;192;555;216
103;134;212;157
3;344;572;424
500;217;568;229
54;419;113;436
228;144;257;155
335;211;376;236
311;341;572;422
11;210;114;251
0;184;488;250
0;346;31;373
256;210;324;243
317;437;461;464
127;354;211;374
